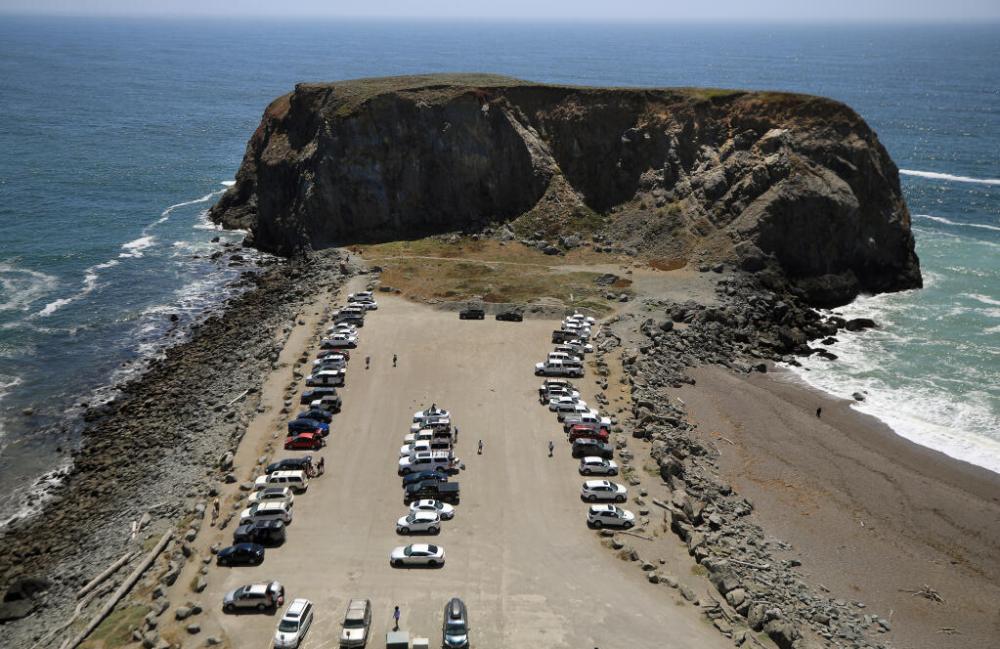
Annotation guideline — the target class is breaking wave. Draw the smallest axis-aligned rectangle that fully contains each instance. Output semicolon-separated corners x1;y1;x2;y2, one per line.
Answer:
901;169;1000;186
915;214;1000;233
0;263;59;313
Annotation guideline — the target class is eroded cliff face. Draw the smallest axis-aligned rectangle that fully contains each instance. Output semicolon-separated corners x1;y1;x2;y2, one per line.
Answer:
210;74;921;306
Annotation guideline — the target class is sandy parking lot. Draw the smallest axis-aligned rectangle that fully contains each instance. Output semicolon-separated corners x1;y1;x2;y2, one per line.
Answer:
199;294;729;649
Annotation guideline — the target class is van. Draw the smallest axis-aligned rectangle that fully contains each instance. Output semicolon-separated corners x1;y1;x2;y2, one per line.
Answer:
255;470;309;493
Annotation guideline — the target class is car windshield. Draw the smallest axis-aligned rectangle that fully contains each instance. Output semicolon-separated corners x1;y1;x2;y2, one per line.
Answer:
278;620;299;632
344;618;365;628
446;621;467;634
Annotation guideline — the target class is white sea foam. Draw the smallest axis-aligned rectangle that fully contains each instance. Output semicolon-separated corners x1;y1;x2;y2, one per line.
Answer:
34;260;119;317
901;169;1000;186
221;180;236;187
118;235;156;258
915;213;1000;233
0;263;59;312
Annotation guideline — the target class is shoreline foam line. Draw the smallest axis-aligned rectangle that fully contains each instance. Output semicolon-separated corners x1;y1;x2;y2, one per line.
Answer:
915;213;1000;232
901;169;1000;186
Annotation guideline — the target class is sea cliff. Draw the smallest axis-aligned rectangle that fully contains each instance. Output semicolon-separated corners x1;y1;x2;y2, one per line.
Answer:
210;74;921;306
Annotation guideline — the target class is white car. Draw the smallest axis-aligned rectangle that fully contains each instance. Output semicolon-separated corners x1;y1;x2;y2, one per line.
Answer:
248;487;295;507
274;599;314;649
403;429;434;445
356;300;378;310
389;543;445;567
587;504;635;529
399;440;432;457
348;291;374;302
326;324;357;336
548;395;586;412
554;401;590;420
565;339;595;354
409;417;450;434
396;511;442;535
547;351;582;364
321;335;358;349
568;312;597;325
239;501;292;526
539;385;580;404
409;499;455;520
581;480;628;503
579;456;619;476
413;405;450;423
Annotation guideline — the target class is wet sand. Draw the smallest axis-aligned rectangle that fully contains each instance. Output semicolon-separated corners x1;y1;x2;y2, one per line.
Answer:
675;365;1000;649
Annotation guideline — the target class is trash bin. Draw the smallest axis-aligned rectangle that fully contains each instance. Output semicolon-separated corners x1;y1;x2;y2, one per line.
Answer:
386;630;409;649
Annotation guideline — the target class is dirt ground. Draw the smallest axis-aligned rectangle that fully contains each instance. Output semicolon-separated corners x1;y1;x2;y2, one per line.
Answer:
163;287;732;649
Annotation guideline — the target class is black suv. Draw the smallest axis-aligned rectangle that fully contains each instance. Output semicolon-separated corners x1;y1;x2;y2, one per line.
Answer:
495;310;523;322
458;307;485;320
571;438;614;459
233;520;287;546
404;481;460;505
265;456;314;475
299;387;338;405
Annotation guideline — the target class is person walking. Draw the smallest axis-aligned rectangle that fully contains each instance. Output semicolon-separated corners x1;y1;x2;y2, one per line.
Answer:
393;605;401;631
454;425;458;443
317;456;325;476
816;407;822;418
211;498;220;526
365;355;371;370
478;439;483;455
393;353;397;367
548;440;554;457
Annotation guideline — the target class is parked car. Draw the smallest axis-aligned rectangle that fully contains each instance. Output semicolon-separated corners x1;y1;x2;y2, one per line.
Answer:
389;544;445;567
401;470;449;487
339;598;372;648
274;599;314;649
248;487;295;507
535;360;584;378
404;481;460;505
442;598;469;648
587;504;635;529
284;432;324;451
551;329;579;343
347;291;374;302
396;511;442;535
223;581;285;613
299;387;337;405
216;543;265;566
297;409;332;424
538;378;575;398
356;300;378;310
568;424;609;442
320;335;358;349
413;405;450;423
581;480;628;503
458;306;485;320
409;417;451;434
314;358;347;371
254;470;309;493
554;401;590;421
266;457;313;475
326;324;357;336
306;369;345;387
409;499;455;520
548;395;586;412
311;395;343;413
288;418;329;435
233;520;287;547
495;310;523;322
562;411;612;432
578;456;619;475
238;501;293;526
572;439;614;460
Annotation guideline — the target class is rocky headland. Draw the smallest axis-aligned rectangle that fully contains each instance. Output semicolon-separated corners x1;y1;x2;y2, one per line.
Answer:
210;73;920;307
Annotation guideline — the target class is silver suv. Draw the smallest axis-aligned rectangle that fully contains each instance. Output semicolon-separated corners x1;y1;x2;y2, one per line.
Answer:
222;581;284;613
339;598;372;647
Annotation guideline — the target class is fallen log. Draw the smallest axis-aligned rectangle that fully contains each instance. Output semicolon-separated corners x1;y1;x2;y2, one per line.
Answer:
76;551;137;599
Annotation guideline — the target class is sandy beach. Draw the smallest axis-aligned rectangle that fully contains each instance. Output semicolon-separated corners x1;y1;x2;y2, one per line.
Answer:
675;365;1000;649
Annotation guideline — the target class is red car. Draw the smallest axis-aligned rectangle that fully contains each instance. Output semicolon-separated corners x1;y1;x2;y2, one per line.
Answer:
284;431;324;450
568;425;609;442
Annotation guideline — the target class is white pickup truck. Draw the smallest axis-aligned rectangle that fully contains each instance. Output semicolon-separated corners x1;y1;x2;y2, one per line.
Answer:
535;360;584;378
398;450;455;476
563;411;613;432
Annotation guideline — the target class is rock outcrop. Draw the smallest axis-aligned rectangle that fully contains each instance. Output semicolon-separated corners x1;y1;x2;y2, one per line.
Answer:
210;74;920;306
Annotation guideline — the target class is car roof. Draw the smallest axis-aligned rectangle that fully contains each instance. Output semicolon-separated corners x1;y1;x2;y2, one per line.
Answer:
286;598;310;615
589;504;615;513
584;479;612;488
412;511;438;520
581;456;608;462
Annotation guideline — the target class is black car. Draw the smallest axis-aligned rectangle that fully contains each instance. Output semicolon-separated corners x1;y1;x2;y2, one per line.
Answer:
495;310;523;322
571;438;614;459
288;418;329;436
233;520;286;547
299;387;338;405
217;543;265;566
265;456;314;475
402;470;449;488
458;307;485;320
297;409;332;424
404;481;460;505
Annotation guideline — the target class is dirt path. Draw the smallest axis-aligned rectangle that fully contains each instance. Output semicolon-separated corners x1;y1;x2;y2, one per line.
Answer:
168;293;731;649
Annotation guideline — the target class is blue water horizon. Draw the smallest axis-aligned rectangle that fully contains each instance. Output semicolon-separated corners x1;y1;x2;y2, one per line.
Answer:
0;17;997;521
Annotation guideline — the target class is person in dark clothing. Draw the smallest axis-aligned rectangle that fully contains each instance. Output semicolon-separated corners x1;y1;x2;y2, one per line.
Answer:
816;407;822;418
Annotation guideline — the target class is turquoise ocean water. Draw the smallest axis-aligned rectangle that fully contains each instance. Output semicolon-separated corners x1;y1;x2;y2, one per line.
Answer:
0;19;997;521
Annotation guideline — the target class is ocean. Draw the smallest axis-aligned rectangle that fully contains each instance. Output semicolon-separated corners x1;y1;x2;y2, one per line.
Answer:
0;18;997;521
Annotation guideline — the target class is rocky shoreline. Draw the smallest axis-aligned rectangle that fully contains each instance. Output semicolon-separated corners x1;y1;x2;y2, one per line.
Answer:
595;270;896;649
0;249;349;646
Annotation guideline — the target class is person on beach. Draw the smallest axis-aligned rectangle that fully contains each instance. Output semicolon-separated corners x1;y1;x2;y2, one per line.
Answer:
816;407;823;418
393;605;401;631
478;439;483;455
454;425;458;442
317;457;325;476
211;498;220;526
365;355;371;370
393;353;397;367
548;440;554;457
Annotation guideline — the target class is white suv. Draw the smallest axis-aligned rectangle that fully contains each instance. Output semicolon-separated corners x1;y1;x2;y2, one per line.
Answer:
587;504;635;529
396;511;442;535
274;599;314;648
581;480;627;503
579;456;619;476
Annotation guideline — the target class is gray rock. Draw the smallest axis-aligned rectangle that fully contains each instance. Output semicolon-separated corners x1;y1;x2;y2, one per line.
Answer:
186;623;201;634
174;606;193;621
